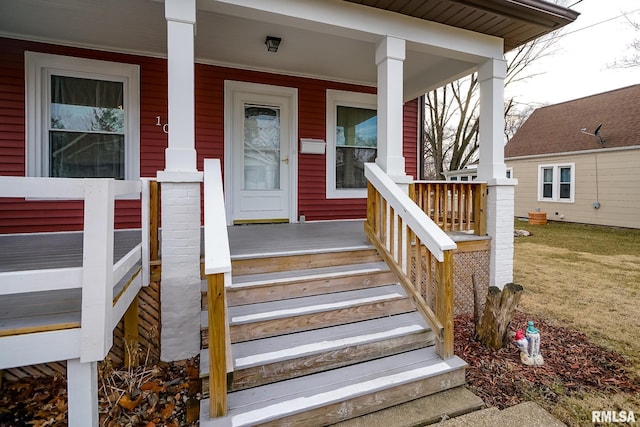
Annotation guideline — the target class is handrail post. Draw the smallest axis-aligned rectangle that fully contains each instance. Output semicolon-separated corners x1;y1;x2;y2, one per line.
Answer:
367;182;375;232
80;179;115;362
435;250;454;359
208;272;227;416
203;159;232;418
473;183;487;236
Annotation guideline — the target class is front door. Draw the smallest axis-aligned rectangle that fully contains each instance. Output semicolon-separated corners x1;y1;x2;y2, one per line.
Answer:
227;84;295;224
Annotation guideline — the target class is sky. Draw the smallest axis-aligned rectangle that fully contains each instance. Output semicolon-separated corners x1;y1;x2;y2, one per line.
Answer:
506;0;640;108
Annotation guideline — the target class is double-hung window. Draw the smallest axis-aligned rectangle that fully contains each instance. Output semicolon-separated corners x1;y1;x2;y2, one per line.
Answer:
26;52;140;179
326;90;377;199
538;163;574;202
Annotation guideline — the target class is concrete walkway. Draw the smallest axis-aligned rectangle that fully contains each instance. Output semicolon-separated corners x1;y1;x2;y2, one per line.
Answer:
332;387;566;427
440;401;566;426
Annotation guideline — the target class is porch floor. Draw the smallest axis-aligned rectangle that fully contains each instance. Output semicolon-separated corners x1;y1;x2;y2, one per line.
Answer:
226;220;371;259
0;229;141;273
0;220;488;272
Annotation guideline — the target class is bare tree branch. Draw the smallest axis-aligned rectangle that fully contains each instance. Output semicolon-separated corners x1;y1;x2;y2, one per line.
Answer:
422;28;563;179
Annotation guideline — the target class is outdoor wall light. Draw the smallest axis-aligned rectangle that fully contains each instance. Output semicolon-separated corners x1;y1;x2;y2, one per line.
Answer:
265;36;282;52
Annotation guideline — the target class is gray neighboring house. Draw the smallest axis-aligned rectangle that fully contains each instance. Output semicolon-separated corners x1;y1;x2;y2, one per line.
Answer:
505;84;640;229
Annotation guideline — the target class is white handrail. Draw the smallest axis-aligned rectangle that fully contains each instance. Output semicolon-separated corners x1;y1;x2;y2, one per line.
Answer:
203;159;232;275
0;267;83;295
0;176;141;199
364;163;456;261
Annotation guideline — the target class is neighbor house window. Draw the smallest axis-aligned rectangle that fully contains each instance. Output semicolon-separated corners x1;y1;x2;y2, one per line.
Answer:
326;90;377;198
506;167;513;179
538;163;574;202
26;52;140;179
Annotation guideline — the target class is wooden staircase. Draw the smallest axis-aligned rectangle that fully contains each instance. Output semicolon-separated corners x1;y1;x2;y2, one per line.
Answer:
198;248;467;426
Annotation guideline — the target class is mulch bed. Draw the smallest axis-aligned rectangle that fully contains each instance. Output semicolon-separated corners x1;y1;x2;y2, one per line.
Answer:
455;311;640;409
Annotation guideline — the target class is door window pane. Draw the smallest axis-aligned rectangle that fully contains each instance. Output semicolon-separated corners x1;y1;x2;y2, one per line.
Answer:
243;105;281;190
335;106;376;189
49;75;125;178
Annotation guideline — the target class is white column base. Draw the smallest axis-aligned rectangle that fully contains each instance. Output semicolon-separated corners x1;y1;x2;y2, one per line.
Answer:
486;180;517;289
159;180;202;361
67;359;98;427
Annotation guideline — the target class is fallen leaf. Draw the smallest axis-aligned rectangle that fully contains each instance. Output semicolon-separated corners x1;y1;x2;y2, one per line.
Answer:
118;393;143;411
141;380;164;393
160;402;175;419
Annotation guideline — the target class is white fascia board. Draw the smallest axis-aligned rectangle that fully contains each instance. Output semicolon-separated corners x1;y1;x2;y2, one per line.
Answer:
203;0;503;62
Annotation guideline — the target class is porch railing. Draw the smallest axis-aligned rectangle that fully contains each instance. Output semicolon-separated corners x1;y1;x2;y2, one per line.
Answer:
411;181;487;236
203;159;232;417
0;176;149;364
364;164;457;358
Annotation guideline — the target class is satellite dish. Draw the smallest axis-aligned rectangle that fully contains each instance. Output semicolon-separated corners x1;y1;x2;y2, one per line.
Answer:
594;123;602;136
580;123;605;144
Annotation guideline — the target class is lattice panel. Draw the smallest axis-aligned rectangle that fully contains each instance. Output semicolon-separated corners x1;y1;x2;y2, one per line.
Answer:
411;247;489;317
110;279;161;366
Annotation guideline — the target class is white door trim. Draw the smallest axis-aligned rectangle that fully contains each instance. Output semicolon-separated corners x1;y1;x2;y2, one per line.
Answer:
224;80;298;225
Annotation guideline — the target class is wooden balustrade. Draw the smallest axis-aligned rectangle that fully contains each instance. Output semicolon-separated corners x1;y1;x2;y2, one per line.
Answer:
364;165;456;359
411;181;487;236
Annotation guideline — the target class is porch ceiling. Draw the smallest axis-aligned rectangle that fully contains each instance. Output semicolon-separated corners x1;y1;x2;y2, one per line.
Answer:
0;0;577;98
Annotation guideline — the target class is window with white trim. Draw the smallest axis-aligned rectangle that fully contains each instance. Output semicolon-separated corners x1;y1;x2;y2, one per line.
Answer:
538;163;574;202
26;52;140;179
326;90;377;199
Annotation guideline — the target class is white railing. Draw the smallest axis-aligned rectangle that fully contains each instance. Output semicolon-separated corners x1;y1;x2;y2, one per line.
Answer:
0;176;149;364
203;158;232;417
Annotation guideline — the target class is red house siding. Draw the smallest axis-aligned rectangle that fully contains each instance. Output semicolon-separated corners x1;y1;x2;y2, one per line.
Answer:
0;37;420;233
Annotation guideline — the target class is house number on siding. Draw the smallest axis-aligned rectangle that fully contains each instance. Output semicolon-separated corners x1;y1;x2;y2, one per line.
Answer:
155;116;169;134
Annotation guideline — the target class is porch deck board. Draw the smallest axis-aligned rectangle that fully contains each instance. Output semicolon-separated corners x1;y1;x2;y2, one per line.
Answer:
226;220;371;259
0;229;141;272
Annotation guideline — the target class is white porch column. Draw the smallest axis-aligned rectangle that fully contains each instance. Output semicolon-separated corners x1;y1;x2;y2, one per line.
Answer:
476;58;517;289
67;359;98;427
375;36;410;183
164;0;196;172
158;0;203;362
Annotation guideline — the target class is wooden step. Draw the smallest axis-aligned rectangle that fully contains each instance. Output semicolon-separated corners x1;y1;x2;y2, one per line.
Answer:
223;262;397;307
199;348;467;427
200;312;434;391
217;284;415;343
231;248;382;276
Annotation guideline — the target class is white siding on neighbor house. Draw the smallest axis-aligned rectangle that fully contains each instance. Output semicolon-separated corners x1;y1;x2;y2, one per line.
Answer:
507;149;640;229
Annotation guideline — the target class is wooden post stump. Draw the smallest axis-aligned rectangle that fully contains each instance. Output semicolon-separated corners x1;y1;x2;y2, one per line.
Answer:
476;283;524;350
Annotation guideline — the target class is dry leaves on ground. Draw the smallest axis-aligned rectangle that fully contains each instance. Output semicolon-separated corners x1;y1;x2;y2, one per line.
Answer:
0;357;200;427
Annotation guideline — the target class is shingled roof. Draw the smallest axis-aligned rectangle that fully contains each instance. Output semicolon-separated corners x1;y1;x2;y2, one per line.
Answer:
505;84;640;158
